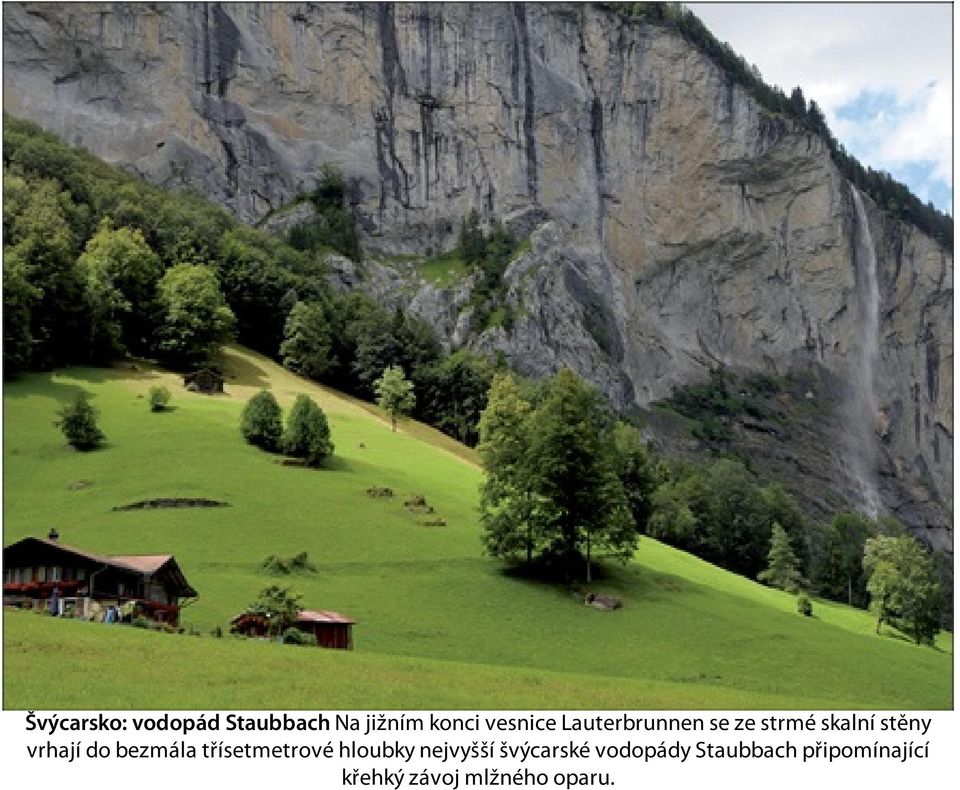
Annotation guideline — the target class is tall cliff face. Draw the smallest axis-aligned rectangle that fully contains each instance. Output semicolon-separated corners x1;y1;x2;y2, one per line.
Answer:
3;2;952;542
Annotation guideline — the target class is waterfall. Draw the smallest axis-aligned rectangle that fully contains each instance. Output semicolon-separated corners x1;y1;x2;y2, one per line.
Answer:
848;186;881;517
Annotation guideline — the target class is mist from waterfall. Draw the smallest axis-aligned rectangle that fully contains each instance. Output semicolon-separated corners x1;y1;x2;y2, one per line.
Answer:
847;186;881;518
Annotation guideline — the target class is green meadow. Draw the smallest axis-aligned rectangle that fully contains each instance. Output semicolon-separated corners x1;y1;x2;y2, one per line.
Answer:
2;347;953;709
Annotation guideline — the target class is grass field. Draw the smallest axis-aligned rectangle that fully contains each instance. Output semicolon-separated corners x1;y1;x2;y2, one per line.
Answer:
2;347;953;709
416;249;471;287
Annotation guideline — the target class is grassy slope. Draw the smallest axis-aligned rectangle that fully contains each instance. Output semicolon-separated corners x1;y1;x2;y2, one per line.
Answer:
2;347;952;709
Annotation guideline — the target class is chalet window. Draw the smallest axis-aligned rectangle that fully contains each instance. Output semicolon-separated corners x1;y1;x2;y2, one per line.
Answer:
37;565;47;583
51;566;62;582
117;582;126;597
64;567;75;582
3;568;11;584
77;568;87;581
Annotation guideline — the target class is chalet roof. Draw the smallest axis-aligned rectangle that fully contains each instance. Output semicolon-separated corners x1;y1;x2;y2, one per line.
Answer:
3;537;197;597
109;554;174;573
297;609;356;625
230;611;269;625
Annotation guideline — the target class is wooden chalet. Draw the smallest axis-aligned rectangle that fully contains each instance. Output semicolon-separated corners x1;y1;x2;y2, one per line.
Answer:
229;611;271;637
230;608;355;649
3;532;197;625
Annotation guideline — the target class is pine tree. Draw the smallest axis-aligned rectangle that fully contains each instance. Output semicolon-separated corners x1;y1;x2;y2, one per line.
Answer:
280;301;334;381
758;522;804;593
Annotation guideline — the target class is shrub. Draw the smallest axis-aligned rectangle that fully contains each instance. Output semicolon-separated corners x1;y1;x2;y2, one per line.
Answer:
797;595;813;617
242;390;283;452
148;385;171;412
289;551;316;573
282;626;314;646
132;616;152;629
55;391;105;450
260;551;316;575
282;394;334;467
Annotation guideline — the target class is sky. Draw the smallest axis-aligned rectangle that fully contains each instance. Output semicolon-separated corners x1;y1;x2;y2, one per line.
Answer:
686;2;953;214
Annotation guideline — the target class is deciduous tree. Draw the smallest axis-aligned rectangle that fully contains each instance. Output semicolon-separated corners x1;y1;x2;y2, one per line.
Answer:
282;394;334;467
242;390;283;452
479;369;636;581
77;221;162;357
863;536;943;644
374;365;416;432
155;263;235;367
247;585;303;637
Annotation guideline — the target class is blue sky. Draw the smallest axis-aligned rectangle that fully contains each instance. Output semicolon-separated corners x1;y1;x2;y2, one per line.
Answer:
687;3;953;214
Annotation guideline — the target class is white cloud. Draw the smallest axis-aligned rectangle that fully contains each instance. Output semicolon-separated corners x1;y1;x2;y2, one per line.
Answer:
686;2;952;209
877;81;952;183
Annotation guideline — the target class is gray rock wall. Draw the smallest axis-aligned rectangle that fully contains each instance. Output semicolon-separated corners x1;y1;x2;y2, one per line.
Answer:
3;2;952;538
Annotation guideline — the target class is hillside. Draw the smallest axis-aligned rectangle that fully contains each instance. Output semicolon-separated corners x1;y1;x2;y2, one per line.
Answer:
3;349;951;709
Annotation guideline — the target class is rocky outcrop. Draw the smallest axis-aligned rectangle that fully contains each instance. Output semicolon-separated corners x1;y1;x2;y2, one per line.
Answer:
3;2;951;541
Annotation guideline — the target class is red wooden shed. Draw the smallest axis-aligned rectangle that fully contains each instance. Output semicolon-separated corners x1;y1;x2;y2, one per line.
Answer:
295;610;355;649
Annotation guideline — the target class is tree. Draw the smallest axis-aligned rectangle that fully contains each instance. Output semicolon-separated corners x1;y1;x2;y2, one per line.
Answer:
479;369;635;582
415;350;494;445
2;249;40;375
351;309;441;396
863;536;943;644
758;522;804;593
761;483;809;572
247;585;302;637
478;372;543;565
155;263;235;368
787;86;806;118
77;221;162;358
7;179;86;366
647;477;699;545
242;390;283;452
280;301;335;381
610;422;657;533
286;163;361;261
282;394;334;466
352;318;404;394
812;512;875;606
55;391;105;451
374;365;416;432
645;458;786;580
215;226;310;355
458;209;486;264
